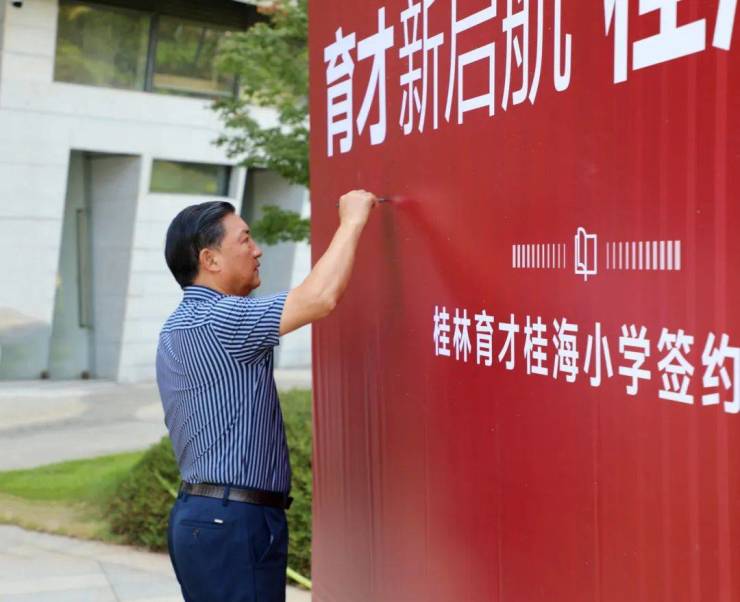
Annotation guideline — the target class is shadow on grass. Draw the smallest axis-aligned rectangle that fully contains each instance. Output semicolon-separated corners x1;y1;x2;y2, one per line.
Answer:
0;451;144;542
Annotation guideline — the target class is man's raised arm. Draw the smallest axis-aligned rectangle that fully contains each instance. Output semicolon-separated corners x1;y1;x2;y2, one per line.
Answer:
279;189;377;336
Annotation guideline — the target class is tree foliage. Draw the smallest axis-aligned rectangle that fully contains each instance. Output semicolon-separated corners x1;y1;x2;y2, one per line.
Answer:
213;0;310;244
251;204;311;245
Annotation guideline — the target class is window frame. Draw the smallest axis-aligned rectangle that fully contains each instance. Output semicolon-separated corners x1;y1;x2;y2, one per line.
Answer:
55;0;242;99
149;13;239;99
149;159;234;197
54;0;155;92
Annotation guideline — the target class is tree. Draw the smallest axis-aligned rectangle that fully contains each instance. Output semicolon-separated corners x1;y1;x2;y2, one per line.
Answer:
214;0;310;244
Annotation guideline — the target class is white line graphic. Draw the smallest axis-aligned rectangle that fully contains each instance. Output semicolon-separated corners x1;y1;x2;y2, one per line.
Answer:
512;242;568;270
605;240;682;272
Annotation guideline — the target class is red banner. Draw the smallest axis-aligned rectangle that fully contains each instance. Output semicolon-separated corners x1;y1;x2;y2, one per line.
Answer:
309;1;739;600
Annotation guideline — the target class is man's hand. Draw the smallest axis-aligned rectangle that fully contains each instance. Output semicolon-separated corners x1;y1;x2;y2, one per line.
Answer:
338;189;378;229
279;189;379;336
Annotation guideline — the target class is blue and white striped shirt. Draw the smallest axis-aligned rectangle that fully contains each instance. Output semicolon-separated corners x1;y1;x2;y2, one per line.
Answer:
155;285;291;494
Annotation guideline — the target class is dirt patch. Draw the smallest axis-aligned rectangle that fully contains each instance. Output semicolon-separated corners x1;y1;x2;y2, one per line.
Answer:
0;492;124;543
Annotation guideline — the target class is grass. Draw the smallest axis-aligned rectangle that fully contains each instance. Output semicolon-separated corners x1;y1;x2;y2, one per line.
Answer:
0;451;145;541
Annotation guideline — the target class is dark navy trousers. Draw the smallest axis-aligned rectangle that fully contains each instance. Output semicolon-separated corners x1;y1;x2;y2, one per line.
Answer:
167;489;289;602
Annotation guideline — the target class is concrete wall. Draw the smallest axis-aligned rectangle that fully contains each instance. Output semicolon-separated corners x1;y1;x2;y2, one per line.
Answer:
88;155;141;378
0;0;309;381
244;169;312;369
47;152;91;379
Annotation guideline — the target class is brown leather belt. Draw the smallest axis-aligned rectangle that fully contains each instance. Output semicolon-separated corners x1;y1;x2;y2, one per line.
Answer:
180;482;293;509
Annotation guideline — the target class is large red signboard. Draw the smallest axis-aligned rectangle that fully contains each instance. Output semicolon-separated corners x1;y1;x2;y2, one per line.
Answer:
308;1;739;600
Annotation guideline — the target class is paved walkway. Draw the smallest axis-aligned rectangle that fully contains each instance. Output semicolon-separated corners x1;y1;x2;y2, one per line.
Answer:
0;525;311;601
0;371;311;471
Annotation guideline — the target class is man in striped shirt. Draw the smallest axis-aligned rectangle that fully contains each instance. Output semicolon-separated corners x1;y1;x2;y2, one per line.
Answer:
156;190;378;602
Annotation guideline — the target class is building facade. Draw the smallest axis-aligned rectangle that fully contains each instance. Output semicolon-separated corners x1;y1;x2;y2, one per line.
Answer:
0;0;310;382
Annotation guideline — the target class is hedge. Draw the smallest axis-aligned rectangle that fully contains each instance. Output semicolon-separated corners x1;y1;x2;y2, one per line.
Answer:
108;388;313;577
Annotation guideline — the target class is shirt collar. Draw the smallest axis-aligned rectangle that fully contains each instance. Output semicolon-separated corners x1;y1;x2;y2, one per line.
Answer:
182;285;225;303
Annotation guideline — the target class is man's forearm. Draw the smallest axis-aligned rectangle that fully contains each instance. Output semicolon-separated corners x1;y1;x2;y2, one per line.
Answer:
303;222;365;308
279;190;375;335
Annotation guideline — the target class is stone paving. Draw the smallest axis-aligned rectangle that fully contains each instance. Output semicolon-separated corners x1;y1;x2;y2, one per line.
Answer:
0;525;311;601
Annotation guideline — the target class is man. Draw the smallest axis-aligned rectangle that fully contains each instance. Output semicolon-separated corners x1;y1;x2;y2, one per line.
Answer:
156;189;377;601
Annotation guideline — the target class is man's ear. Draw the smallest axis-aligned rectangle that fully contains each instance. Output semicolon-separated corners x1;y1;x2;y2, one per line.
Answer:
199;247;220;274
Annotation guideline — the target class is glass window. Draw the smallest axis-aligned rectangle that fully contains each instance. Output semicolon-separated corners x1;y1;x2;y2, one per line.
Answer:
54;2;150;90
150;160;231;196
153;16;236;97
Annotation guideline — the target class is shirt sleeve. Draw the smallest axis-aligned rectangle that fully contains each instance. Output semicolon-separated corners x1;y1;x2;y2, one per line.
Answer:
210;291;288;364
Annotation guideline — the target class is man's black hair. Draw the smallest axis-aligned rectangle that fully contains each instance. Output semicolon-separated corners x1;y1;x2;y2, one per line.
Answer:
164;201;236;289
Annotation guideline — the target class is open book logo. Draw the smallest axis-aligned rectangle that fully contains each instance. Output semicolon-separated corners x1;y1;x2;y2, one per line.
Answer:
574;227;597;281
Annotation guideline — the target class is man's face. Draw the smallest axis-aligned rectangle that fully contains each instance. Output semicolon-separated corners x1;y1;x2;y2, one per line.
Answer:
214;212;263;295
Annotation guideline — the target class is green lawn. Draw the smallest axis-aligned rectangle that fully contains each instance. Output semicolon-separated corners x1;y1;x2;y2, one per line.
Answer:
0;451;145;541
0;451;144;502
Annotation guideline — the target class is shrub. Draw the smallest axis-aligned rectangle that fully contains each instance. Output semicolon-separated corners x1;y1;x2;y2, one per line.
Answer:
107;436;179;550
107;389;313;578
281;389;312;577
